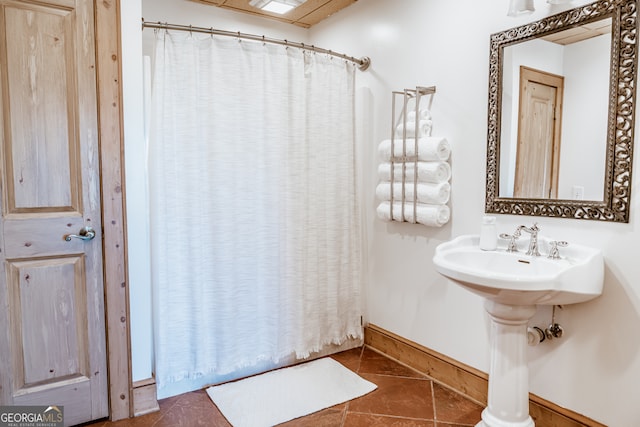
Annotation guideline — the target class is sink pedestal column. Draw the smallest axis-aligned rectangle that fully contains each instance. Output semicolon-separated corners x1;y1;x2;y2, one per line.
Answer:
477;301;537;427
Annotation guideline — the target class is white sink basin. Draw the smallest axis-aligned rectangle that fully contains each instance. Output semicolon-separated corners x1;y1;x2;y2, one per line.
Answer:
433;234;604;427
433;234;604;305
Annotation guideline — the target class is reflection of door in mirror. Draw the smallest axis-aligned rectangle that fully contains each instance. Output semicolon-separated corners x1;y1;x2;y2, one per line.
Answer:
498;19;611;201
514;66;564;198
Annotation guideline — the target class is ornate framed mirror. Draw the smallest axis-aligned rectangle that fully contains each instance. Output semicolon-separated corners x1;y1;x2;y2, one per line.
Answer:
485;0;637;222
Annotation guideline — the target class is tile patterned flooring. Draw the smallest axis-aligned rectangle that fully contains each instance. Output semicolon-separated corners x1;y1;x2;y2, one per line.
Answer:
86;346;483;427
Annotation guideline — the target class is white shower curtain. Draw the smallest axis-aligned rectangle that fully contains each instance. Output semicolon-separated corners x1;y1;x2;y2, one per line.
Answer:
148;30;363;397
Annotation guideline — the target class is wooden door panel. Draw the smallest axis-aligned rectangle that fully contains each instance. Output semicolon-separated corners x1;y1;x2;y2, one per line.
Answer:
515;82;556;197
2;3;80;213
7;256;88;387
3;217;89;258
14;380;91;427
0;0;108;424
514;66;564;199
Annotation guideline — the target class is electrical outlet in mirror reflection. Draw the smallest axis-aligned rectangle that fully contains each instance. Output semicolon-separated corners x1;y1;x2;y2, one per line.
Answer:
572;185;584;200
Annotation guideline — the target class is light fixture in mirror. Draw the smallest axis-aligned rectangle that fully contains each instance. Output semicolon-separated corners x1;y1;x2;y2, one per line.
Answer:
486;0;637;222
508;0;536;16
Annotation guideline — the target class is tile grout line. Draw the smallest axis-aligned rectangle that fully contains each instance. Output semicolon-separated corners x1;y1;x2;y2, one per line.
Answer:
340;402;349;426
430;377;438;425
340;345;366;426
349;346;438;425
364;344;486;407
346;410;434;422
362;372;432;380
150;395;185;427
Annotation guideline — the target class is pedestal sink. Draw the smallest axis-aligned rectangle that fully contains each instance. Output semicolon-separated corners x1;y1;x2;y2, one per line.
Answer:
432;234;604;427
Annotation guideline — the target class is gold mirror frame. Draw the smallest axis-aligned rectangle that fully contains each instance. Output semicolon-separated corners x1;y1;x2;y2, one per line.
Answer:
485;0;637;222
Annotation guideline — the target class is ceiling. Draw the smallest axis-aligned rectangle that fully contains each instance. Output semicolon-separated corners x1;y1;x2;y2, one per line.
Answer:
541;18;612;45
190;0;358;28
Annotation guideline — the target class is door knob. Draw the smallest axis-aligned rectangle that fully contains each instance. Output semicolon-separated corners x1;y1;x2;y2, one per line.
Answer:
65;226;96;242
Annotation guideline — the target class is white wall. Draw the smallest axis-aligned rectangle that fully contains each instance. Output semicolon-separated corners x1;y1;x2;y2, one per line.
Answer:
559;34;610;200
121;0;152;383
311;1;640;426
122;1;640;425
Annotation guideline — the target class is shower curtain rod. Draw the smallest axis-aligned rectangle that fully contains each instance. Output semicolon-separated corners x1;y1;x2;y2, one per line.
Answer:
142;19;371;71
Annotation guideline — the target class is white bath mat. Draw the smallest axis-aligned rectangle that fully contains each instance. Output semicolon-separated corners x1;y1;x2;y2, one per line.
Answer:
206;357;377;427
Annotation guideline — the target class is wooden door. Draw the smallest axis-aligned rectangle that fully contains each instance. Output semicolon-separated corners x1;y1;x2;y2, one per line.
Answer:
0;0;108;425
514;66;564;199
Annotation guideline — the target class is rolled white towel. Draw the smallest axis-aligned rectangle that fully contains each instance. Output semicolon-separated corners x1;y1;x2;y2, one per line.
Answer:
378;137;451;162
376;201;450;227
378;161;451;184
395;119;432;138
376;182;450;204
407;109;432;122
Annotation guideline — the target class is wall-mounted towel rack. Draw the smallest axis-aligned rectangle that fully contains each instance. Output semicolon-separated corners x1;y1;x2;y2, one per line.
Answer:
376;86;451;227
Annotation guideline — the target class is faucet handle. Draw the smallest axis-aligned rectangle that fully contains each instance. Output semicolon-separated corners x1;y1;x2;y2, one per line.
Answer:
499;233;519;252
548;241;568;259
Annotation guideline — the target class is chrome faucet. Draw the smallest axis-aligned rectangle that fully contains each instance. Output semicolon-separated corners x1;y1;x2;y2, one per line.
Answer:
514;223;541;256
